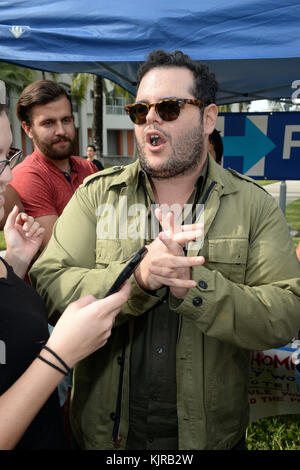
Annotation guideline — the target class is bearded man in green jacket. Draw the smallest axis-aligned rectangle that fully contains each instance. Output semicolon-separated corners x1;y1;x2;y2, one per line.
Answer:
30;50;300;450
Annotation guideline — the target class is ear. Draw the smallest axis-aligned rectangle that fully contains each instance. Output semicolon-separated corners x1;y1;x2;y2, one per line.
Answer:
21;121;33;139
203;104;218;135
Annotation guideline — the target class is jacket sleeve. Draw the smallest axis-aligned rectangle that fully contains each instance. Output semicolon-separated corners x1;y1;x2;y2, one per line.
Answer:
29;185;163;324
169;193;300;351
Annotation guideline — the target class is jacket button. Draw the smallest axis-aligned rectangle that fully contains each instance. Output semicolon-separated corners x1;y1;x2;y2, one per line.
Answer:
198;280;208;289
193;296;203;307
117;356;123;365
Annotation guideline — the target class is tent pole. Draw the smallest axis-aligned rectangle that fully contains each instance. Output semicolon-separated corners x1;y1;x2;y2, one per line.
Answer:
279;180;286;215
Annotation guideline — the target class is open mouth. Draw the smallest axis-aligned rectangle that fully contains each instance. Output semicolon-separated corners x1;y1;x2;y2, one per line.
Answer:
146;130;167;149
150;134;160;146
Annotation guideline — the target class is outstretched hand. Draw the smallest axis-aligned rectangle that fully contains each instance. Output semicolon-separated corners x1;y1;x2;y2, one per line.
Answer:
46;280;131;367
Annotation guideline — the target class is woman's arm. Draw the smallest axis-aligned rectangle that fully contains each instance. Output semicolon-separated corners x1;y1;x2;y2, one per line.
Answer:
0;280;130;449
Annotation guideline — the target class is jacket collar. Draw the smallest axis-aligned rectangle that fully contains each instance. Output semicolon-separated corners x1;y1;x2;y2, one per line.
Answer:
206;154;238;197
107;155;238;197
107;159;141;191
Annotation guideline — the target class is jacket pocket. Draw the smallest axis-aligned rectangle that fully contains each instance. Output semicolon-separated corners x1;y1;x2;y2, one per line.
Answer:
207;238;249;283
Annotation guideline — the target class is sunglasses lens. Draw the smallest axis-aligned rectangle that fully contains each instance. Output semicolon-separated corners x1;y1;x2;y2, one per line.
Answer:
129;103;148;124
157;100;180;121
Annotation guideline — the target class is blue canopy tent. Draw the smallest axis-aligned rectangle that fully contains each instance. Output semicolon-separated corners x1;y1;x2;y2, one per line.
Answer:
0;0;300;104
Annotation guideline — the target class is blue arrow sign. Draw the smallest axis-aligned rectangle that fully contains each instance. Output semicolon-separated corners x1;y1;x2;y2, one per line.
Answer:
222;117;276;173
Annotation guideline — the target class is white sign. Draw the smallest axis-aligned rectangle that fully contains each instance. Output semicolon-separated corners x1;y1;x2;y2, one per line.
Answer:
249;343;300;422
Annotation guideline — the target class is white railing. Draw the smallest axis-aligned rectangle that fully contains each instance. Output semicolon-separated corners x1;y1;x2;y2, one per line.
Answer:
106;105;127;115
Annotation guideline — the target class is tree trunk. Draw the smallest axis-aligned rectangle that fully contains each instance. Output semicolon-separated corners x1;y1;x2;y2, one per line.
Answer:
93;75;103;159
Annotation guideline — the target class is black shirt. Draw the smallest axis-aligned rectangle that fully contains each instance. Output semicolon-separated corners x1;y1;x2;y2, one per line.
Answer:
92;159;104;171
126;165;208;450
84;157;104;171
0;257;66;449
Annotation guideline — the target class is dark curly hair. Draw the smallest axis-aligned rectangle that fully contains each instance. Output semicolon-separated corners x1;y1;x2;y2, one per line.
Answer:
137;50;218;105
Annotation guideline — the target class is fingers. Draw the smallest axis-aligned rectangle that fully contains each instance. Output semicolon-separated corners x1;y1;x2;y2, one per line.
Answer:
155;208;178;237
69;294;98;310
181;222;204;232
71;280;131;317
95;281;131;334
16;213;35;234
155;207;203;235
22;222;45;239
159;229;203;252
155;208;203;253
136;210;204;292
4;205;19;231
13;212;45;240
150;253;205;269
148;250;204;294
100;279;131;309
49;281;131;366
149;257;204;285
149;273;197;289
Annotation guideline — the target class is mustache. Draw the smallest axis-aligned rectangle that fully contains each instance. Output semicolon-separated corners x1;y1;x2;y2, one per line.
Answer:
144;125;170;141
52;137;72;144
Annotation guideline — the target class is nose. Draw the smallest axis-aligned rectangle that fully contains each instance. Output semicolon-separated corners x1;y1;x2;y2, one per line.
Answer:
55;120;67;135
145;104;163;125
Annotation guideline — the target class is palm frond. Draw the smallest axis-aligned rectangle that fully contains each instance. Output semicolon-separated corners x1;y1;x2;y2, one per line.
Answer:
0;62;37;94
70;73;91;104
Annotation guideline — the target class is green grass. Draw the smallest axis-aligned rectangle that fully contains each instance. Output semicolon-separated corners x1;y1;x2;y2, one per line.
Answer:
286;199;300;231
0;230;5;251
246;415;300;450
256;180;279;186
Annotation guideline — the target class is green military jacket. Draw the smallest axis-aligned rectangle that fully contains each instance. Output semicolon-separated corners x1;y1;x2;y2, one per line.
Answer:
30;157;300;450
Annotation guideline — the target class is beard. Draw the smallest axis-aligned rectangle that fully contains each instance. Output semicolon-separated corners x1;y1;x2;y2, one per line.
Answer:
137;123;205;180
31;130;75;161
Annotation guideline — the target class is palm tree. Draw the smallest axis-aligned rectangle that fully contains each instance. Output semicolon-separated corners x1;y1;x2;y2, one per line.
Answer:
71;72;134;160
70;73;103;158
92;75;103;159
70;73;90;105
0;62;37;102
